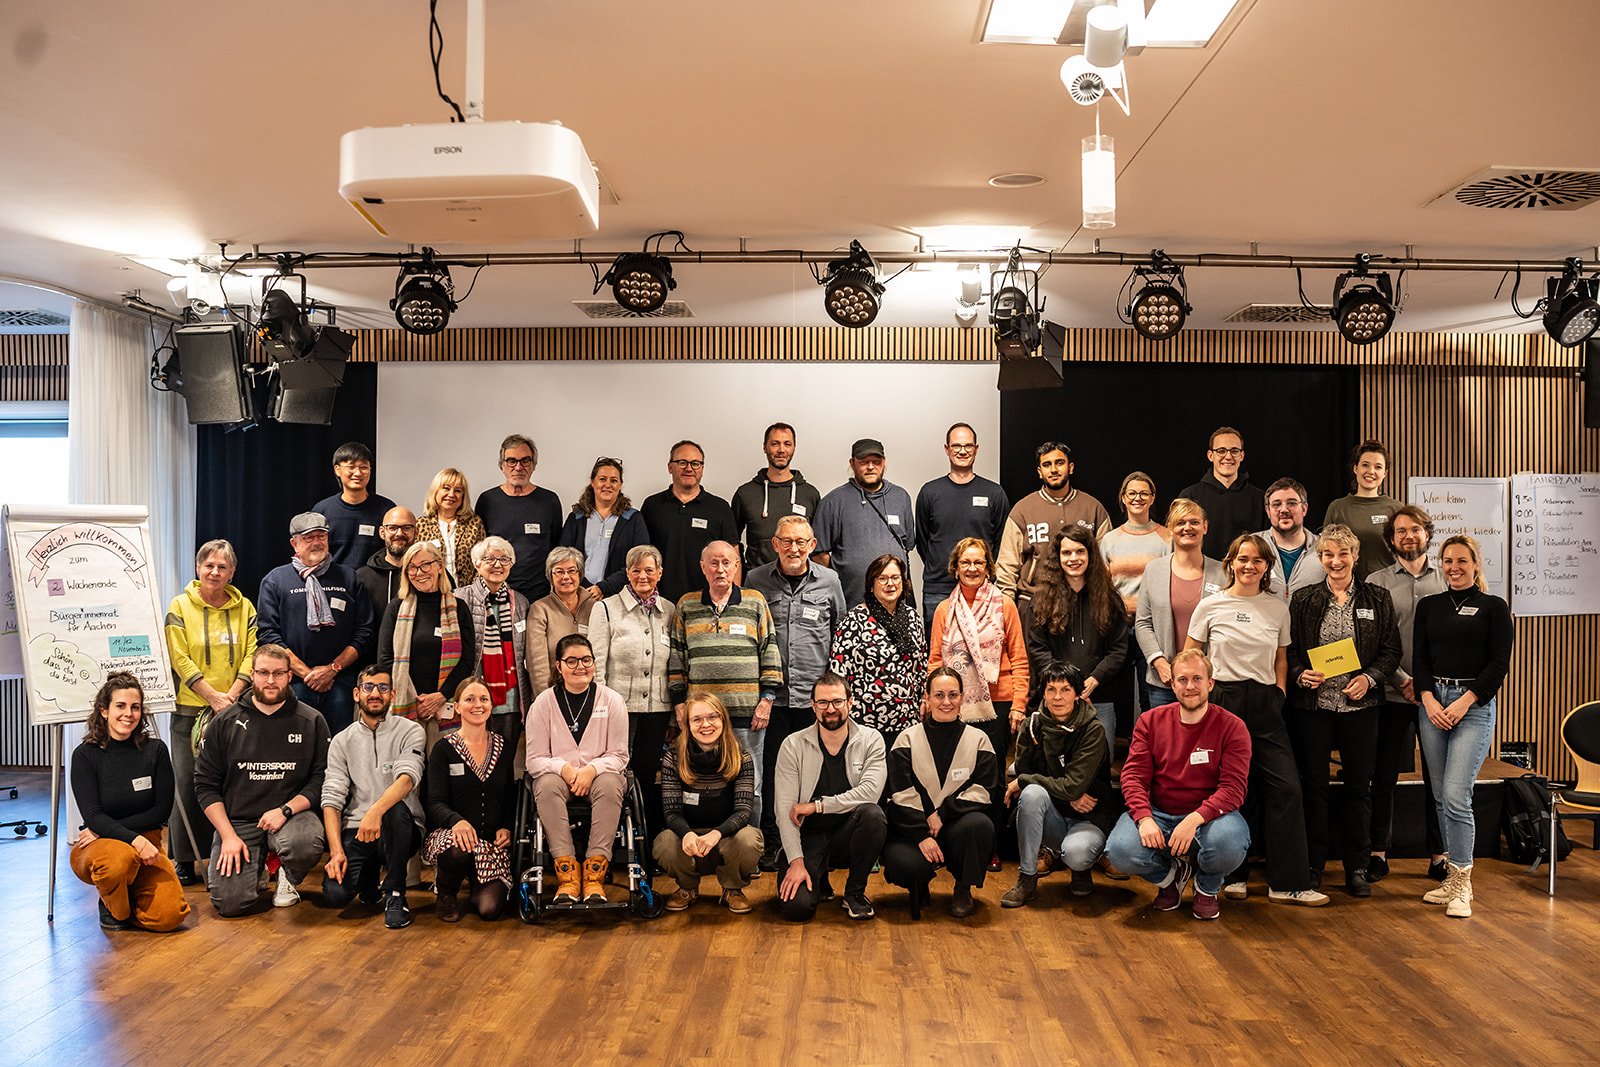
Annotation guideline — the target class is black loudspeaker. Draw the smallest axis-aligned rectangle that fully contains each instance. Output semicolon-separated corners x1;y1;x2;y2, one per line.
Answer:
1585;339;1600;430
173;324;253;424
997;319;1065;390
268;327;354;425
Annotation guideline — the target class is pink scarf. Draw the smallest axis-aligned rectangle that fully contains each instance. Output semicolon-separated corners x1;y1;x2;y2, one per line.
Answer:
943;581;1005;722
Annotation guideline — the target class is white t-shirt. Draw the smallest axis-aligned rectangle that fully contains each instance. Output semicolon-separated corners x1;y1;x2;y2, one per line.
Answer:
1187;591;1291;686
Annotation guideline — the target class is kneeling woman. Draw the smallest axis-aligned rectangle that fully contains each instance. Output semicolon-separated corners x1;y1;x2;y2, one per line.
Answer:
423;678;518;921
1002;661;1117;907
526;634;630;904
70;672;191;931
881;667;1001;918
653;692;763;914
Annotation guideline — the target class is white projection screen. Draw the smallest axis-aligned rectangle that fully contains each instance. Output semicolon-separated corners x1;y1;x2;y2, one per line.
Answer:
376;360;1002;579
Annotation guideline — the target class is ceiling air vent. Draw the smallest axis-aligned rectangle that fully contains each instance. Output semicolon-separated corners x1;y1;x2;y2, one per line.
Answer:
1429;166;1600;210
1224;303;1331;324
573;300;694;320
0;308;69;327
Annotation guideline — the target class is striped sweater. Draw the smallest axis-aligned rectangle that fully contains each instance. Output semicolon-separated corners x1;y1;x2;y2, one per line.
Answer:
667;586;784;721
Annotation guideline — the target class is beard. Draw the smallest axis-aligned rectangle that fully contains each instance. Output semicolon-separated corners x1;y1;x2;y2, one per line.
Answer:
1395;545;1426;561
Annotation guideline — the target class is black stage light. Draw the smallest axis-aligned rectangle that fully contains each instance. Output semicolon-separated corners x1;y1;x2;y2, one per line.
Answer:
1122;250;1191;341
1541;258;1600;347
1331;254;1396;345
256;288;352;425
603;252;676;313
820;240;885;327
391;252;457;335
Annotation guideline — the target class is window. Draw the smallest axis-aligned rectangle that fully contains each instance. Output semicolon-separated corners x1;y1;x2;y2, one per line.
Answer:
0;402;69;506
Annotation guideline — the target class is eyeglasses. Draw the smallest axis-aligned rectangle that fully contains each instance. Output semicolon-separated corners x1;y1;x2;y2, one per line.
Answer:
1123;490;1153;500
550;567;581;577
501;456;535;468
253;668;290;680
561;655;596;668
481;556;512;567
947;444;976;453
407;560;440;573
775;537;812;548
1209;447;1244;457
358;682;393;694
812;698;847;710
338;462;372;473
688;715;721;728
381;523;418;534
670;459;705;470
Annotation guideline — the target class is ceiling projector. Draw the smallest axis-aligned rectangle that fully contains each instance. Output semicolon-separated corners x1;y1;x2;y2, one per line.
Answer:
338;119;600;243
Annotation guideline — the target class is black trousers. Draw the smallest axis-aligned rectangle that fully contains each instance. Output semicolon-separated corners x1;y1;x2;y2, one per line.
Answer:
761;705;808;849
971;707;1013;858
1372;701;1444;855
1214;679;1312;892
778;804;887;922
628;712;672;847
1288;704;1380;873
320;806;420;904
881;811;994;893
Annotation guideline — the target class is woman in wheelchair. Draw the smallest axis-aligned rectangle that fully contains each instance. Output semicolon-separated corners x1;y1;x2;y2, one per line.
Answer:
423;678;518;922
881;667;1000;919
526;633;630;904
653;692;763;914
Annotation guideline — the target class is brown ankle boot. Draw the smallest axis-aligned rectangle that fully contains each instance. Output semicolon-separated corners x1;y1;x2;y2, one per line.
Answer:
553;856;581;904
582;855;609;902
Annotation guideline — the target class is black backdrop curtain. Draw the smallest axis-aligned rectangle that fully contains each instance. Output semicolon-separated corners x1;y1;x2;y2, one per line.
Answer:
999;361;1361;528
194;363;380;599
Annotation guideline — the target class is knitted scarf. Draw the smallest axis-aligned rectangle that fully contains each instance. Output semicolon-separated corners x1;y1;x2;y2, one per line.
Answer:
480;585;516;708
943;581;1005;721
390;591;462;718
292;556;335;630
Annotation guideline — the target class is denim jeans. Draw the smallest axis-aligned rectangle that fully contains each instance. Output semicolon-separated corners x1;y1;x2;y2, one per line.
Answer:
1092;701;1116;752
291;674;355;734
1416;684;1496;864
1106;808;1251;897
732;722;765;829
1014;783;1106;874
1146;684;1176;710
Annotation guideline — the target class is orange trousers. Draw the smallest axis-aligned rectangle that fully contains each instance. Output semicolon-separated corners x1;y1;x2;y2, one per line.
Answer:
70;827;191;931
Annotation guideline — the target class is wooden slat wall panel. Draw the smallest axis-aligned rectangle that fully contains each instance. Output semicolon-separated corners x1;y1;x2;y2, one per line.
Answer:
1362;364;1600;780
0;335;69;403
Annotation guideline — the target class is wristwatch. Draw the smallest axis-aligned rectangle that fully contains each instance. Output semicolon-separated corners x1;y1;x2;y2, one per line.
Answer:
280;804;293;820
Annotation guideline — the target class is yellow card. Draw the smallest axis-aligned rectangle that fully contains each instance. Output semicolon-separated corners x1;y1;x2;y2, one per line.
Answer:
1308;637;1361;677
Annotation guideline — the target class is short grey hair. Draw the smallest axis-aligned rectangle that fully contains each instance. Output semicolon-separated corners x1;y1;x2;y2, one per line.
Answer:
1314;522;1361;558
773;515;813;539
545;545;584;579
626;544;663;571
471;535;515;568
195;539;237;572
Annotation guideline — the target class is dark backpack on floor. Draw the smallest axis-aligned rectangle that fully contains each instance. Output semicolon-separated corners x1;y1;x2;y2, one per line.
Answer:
1501;773;1573;867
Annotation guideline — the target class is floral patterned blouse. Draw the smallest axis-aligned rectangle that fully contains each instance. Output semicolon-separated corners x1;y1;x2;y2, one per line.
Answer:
829;602;928;735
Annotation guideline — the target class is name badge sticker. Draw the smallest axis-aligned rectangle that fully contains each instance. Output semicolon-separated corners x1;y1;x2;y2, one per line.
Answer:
578;624;589;635
524;523;540;535
604;528;614;538
449;763;466;776
660;631;671;646
434;627;443;637
802;606;821;621
793;504;807;517
684;792;700;806
729;623;748;636
1458;605;1479;617
1356;608;1375;620
1204;582;1221;595
1234;612;1252;623
131;775;153;791
691;517;709;530
515;620;527;633
330;597;347;612
1190;749;1211;766
1371;514;1388;524
950;766;970;780
358;524;376;537
591;709;609;719
972;496;989;507
887;514;900;525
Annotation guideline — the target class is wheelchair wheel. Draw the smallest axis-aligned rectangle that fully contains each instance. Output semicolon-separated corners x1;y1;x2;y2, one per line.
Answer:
631;878;667;919
518;870;544;924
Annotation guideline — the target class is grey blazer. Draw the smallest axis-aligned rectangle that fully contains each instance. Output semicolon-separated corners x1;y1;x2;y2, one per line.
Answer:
1133;555;1227;687
590;587;674;717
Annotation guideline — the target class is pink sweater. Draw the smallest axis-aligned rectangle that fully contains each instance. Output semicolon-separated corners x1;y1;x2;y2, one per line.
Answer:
525;684;630;778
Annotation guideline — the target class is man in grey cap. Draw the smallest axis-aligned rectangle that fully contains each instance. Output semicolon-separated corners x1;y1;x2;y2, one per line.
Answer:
256;511;376;733
812;438;917;607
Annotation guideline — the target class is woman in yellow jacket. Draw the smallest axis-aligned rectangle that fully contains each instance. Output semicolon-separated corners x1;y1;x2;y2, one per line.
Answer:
163;538;257;884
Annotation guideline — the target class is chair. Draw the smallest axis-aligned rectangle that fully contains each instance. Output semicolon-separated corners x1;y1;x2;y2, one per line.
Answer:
1548;701;1600;895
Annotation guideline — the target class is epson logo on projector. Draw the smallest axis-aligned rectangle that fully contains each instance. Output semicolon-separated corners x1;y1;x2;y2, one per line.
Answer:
434;146;463;154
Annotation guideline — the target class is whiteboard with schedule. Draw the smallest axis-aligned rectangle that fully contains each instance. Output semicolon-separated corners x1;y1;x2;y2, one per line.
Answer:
3;504;176;725
1509;472;1600;617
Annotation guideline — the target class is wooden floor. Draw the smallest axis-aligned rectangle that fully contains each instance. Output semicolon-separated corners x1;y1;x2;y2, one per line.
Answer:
3;769;1597;1067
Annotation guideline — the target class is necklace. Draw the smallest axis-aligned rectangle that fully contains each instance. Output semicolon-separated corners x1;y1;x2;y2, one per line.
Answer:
555;685;594;734
1447;588;1474;612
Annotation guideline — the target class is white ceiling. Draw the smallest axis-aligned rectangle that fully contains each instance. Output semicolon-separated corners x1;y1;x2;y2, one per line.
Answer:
2;0;1598;336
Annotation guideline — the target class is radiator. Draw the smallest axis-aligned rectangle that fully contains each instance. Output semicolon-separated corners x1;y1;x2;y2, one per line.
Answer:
0;679;52;768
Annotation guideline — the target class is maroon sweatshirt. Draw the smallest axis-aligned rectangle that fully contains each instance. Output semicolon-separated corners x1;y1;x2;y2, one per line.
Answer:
1121;702;1251;824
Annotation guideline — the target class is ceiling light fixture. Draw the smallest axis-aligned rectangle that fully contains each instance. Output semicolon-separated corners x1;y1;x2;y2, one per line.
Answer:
818;240;885;327
1120;249;1191;340
597;231;689;315
990;247;1044;358
1540;258;1600;347
390;249;457;335
1330;254;1397;344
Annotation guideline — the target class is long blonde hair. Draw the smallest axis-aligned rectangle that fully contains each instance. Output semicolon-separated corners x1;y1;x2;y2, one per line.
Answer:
675;691;742;786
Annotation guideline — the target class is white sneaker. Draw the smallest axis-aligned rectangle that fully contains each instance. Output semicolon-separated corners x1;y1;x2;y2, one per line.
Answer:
1267;888;1330;907
1222;881;1248;900
273;868;301;908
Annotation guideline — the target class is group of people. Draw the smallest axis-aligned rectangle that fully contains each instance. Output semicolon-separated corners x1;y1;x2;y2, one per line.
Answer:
69;423;1513;930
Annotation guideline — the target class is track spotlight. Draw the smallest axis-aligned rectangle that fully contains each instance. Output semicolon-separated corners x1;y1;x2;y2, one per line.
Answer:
391;250;457;335
819;240;885;327
1541;258;1600;347
1331;254;1397;345
1121;249;1190;341
602;252;676;313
